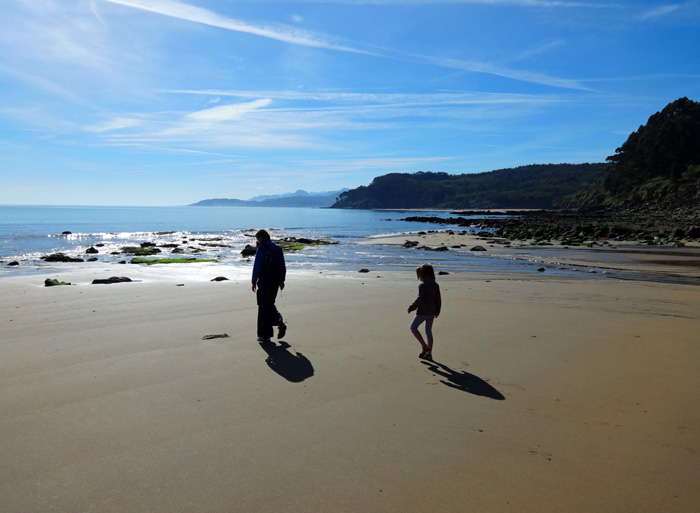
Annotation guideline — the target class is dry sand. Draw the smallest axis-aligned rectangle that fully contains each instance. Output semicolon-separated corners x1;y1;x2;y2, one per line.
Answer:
1;261;699;512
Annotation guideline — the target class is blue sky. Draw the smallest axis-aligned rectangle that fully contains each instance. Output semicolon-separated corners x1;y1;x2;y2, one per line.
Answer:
1;0;699;206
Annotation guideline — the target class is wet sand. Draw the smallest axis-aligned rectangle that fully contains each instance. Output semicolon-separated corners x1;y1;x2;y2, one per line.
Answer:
1;263;699;512
363;231;700;283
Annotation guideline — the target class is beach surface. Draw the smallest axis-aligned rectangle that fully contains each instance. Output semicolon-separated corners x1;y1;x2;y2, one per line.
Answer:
363;231;700;283
1;262;699;512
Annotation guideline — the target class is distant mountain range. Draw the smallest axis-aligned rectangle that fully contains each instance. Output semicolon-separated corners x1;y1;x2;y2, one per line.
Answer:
190;189;348;208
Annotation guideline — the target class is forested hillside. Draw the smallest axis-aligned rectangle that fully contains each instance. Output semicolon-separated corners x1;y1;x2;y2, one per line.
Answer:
332;164;605;210
560;97;700;212
333;97;700;214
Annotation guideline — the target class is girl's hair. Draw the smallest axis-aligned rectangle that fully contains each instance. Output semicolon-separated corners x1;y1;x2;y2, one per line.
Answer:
255;229;271;241
416;263;436;281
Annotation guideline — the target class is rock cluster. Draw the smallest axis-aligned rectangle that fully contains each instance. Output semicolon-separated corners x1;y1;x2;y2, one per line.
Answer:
240;236;337;257
405;208;700;246
92;276;132;284
41;253;84;263
486;210;699;246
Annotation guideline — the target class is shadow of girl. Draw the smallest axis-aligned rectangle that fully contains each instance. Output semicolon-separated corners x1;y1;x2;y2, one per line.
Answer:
260;341;314;383
422;361;505;400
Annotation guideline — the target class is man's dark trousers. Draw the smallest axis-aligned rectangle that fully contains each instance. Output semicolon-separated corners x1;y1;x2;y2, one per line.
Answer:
256;280;282;339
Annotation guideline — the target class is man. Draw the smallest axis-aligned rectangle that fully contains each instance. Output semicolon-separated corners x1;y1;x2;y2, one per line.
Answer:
251;229;287;343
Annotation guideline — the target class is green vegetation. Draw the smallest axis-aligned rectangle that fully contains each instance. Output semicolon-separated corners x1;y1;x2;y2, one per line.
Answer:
44;278;71;286
121;246;161;256
607;97;700;187
130;257;218;265
560;97;700;210
276;237;338;252
332;164;605;209
332;98;700;213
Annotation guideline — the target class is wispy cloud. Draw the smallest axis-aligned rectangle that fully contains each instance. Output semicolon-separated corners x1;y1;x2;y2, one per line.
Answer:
0;63;95;108
100;105;320;150
85;117;143;133
1;0;115;72
281;0;605;6
508;39;567;63
96;143;243;159
633;1;700;22
299;156;453;173
0;0;152;108
105;0;587;90
104;0;371;54
185;100;273;122
403;53;589;90
162;88;565;106
83;88;564;154
581;73;700;83
635;4;680;20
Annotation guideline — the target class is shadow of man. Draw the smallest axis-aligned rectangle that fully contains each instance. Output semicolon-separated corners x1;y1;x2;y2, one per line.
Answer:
422;360;505;400
260;341;314;383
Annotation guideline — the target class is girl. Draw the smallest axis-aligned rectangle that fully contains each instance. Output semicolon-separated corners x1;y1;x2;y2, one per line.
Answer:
407;263;442;361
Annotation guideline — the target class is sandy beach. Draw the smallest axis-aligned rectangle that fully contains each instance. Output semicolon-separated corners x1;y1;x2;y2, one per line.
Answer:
363;231;700;283
1;259;699;512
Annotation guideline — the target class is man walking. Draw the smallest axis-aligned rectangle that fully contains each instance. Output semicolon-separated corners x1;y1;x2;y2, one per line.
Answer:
251;229;287;343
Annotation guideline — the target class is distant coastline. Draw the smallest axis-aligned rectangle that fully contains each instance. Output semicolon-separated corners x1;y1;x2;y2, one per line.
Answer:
191;189;347;209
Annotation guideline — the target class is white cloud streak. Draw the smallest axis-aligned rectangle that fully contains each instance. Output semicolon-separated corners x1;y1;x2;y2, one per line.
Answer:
162;88;565;106
185;99;273;121
85;88;563;153
633;1;700;22
104;0;372;54
85;117;143;132
635;4;680;20
299;156;453;173
253;0;606;6
104;0;587;90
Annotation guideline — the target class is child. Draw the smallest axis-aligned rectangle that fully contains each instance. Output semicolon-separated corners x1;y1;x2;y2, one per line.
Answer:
407;263;442;361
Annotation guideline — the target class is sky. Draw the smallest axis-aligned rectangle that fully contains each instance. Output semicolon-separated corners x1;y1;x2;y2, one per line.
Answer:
1;0;699;206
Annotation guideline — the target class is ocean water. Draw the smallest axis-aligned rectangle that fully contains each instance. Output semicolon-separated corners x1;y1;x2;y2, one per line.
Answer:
0;204;548;276
3;205;694;285
0;205;460;270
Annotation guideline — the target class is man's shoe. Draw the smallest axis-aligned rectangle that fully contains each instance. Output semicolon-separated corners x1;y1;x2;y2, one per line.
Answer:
278;322;287;339
257;337;272;344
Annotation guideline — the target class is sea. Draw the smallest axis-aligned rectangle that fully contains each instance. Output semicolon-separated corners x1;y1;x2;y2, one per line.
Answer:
0;204;573;277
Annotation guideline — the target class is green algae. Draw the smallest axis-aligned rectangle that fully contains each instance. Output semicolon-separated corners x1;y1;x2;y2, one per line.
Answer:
130;257;218;265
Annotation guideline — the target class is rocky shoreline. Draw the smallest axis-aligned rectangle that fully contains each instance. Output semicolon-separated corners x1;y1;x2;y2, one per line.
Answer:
17;236;337;268
405;208;700;247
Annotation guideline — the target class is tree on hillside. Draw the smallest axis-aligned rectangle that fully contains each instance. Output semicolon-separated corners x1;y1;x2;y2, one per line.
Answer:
604;97;700;192
333;164;605;209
